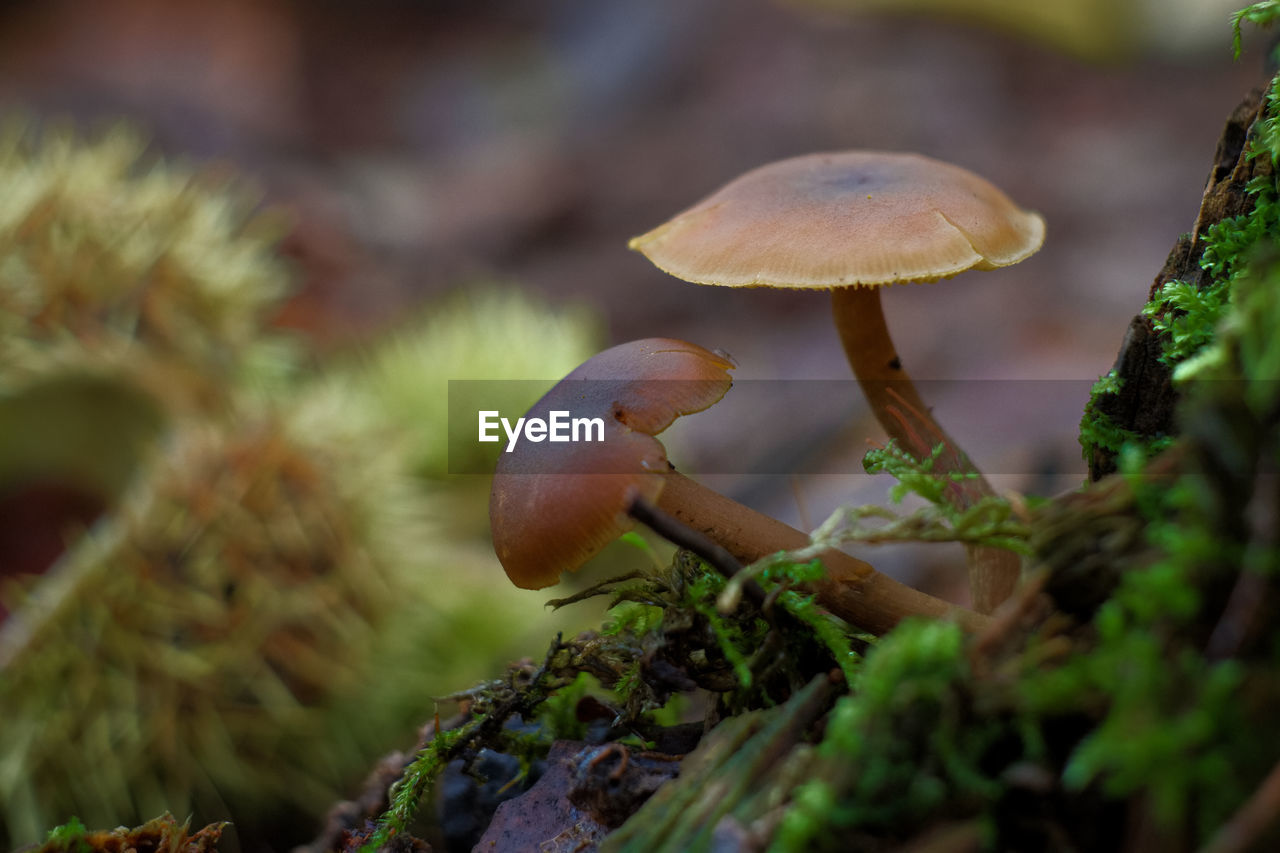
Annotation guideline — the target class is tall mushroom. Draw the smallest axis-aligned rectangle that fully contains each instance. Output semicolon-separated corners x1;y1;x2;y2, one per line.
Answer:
628;151;1044;614
489;337;988;635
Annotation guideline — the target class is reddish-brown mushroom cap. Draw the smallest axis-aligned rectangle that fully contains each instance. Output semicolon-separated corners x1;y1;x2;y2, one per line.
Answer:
489;338;734;589
628;150;1044;289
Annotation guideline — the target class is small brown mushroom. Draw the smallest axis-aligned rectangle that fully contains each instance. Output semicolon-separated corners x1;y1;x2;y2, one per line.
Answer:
490;337;734;590
628;151;1045;613
489;337;988;635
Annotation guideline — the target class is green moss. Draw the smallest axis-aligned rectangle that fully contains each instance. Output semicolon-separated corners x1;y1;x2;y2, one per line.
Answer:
1078;391;1175;468
1090;370;1123;398
358;632;605;851
601;600;665;638
1252;82;1280;163
1200;243;1280;420
1233;2;1280;61
1020;480;1258;837
1145;180;1280;369
774;621;1002;852
1080;115;1280;466
775;590;862;687
682;570;765;691
361;717;485;852
614;659;645;705
863;440;979;506
688;554;874;706
787;440;1034;554
536;671;595;742
1024;232;1280;843
43;818;89;853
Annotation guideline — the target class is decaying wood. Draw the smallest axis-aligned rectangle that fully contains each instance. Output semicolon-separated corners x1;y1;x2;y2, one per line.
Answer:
1088;87;1274;480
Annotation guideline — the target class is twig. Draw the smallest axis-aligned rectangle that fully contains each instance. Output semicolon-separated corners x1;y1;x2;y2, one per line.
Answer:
1200;756;1280;853
628;494;744;579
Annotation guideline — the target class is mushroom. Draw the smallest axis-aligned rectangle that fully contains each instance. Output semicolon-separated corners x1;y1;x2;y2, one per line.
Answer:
628;151;1044;613
489;337;988;635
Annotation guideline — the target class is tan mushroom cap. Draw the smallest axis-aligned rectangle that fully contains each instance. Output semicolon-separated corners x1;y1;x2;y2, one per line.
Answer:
628;151;1045;288
490;338;734;589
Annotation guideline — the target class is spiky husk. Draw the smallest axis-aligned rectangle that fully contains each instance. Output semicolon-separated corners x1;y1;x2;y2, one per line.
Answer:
0;121;605;848
1;364;604;848
334;286;600;478
0;120;295;410
0;401;416;842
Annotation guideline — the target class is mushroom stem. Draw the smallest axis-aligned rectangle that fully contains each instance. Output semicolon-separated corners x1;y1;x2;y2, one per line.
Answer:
652;470;990;635
830;286;1019;613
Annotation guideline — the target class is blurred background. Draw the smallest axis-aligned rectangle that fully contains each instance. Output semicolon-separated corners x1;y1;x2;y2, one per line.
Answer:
0;0;1258;483
0;0;1270;848
0;0;1253;356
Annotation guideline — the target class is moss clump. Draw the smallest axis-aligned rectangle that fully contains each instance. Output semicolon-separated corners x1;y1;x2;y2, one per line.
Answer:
350;549;873;849
1078;372;1176;465
773;621;1001;852
1019;238;1280;846
1149;179;1280;369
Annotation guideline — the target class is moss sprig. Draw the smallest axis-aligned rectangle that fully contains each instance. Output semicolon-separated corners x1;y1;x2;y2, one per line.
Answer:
1144;180;1280;374
359;635;578;852
774;590;864;687
680;568;764;690
1233;2;1280;61
863;440;979;505
1079;392;1175;465
731;441;1030;561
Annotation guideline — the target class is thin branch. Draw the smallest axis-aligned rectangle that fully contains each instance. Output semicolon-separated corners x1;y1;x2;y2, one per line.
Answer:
1201;756;1280;853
